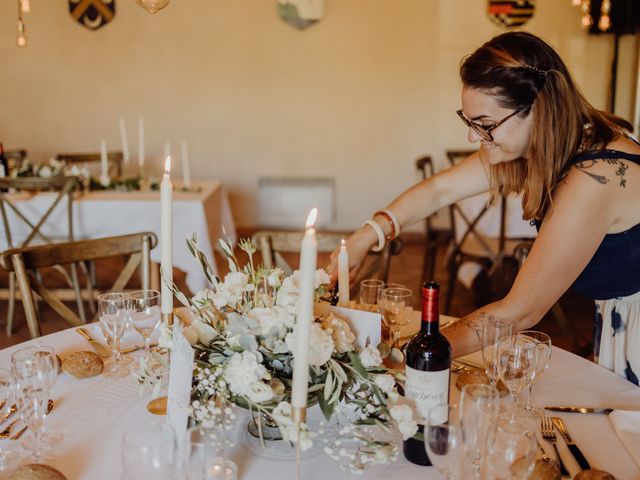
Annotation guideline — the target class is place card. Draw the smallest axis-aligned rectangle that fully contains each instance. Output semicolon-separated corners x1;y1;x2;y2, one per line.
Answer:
166;321;194;465
315;303;381;350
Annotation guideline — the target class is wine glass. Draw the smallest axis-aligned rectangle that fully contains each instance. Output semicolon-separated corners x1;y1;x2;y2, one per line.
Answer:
128;290;161;366
11;347;54;463
497;335;537;423
185;425;238;480
424;404;467;479
0;368;19;472
482;419;537;479
359;279;384;310
479;314;514;388
459;383;499;478
122;423;177;479
32;346;63;445
98;292;129;379
380;287;413;348
518;330;551;418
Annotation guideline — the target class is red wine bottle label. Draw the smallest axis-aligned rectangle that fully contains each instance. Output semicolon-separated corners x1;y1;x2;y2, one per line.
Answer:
405;365;449;425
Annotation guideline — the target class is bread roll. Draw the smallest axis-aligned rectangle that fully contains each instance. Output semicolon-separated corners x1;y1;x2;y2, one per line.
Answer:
61;351;103;379
574;470;616;480
8;464;67;480
455;368;509;396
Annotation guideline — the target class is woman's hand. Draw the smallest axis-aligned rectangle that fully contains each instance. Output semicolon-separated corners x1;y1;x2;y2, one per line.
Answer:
327;226;377;284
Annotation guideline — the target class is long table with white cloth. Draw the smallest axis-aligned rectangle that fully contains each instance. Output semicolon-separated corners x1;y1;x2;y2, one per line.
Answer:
0;181;236;294
0;317;639;480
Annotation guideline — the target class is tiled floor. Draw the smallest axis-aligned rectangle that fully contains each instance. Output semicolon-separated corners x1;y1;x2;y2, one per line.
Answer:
0;234;595;355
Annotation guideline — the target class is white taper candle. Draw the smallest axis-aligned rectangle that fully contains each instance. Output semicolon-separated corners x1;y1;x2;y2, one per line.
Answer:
338;239;350;307
118;116;130;165
160;156;174;315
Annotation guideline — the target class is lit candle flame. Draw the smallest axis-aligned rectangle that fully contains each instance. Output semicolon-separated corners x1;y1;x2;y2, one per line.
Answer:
341;238;346;247
164;156;171;174
305;208;318;229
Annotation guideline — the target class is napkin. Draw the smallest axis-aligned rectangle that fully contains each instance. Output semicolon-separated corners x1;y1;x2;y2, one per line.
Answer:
609;410;640;469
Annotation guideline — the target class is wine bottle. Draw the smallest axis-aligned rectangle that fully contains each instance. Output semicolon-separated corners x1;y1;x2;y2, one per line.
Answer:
402;281;452;466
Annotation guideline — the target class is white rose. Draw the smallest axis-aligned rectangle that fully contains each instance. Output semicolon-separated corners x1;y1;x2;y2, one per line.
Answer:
373;374;395;394
390;404;418;440
359;345;382;368
247;381;274;403
247;306;294;336
321;314;355;354
223;351;272;403
285;323;334;367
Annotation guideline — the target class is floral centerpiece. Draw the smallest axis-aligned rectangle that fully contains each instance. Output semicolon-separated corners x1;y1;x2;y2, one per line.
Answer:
157;235;418;473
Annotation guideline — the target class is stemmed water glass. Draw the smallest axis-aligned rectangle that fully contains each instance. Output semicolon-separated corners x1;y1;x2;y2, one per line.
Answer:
185;425;238;480
482;419;537;479
0;368;19;472
11;347;55;463
479;314;514;388
32;347;63;445
128;290;162;366
518;330;551;418
121;423;177;479
98;292;130;379
497;334;537;423
424;404;467;479
379;286;413;348
459;383;499;478
359;279;384;310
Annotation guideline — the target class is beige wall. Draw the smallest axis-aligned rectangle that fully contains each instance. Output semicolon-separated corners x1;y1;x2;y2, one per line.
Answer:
0;0;636;229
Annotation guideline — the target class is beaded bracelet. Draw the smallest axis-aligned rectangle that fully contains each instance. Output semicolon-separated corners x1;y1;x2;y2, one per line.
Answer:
362;220;386;252
373;208;401;240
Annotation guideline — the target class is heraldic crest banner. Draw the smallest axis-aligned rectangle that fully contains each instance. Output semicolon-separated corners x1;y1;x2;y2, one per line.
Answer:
69;0;116;30
488;0;535;28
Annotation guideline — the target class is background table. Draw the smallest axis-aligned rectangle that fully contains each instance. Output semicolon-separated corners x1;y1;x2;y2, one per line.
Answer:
0;181;236;293
1;324;639;479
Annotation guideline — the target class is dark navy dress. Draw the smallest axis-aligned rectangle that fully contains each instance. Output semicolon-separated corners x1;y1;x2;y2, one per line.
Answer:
558;149;640;385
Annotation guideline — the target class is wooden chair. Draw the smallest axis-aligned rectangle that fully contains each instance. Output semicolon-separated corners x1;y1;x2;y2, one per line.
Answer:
251;230;403;298
0;232;157;339
444;150;526;313
0;176;86;335
513;241;590;355
55;151;124;177
5;149;28;172
415;155;453;285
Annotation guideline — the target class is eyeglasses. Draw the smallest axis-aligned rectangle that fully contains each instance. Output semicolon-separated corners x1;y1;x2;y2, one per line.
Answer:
456;107;527;142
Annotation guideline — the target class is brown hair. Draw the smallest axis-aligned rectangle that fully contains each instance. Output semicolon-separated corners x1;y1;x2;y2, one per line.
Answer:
460;31;632;220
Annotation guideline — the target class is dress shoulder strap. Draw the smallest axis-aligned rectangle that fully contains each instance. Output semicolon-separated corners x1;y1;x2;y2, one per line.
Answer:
570;149;640;166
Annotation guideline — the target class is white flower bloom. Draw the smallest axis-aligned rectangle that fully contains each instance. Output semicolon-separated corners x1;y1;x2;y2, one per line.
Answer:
373;374;395;394
321;314;355;354
271;402;315;451
314;269;330;288
223;351;273;403
359;345;382;368
267;268;283;288
285;323;334;367
389;404;418;440
192;319;217;346
246;306;294;337
192;288;216;306
39;166;52;178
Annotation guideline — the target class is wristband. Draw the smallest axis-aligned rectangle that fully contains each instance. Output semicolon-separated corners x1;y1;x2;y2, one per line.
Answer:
374;208;401;240
362;220;386;252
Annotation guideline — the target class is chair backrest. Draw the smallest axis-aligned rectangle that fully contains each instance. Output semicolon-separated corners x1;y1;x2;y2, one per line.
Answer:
251;230;402;297
56;151;123;177
445;149;507;261
0;232;158;338
0;176;79;250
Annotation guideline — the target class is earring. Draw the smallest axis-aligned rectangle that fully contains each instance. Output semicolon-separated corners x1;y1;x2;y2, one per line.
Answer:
581;0;593;29
598;0;611;31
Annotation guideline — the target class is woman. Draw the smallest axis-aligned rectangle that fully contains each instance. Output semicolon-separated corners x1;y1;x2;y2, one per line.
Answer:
330;31;640;385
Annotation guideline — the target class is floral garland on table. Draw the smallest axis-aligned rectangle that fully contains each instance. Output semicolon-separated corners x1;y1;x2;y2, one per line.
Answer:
157;235;418;474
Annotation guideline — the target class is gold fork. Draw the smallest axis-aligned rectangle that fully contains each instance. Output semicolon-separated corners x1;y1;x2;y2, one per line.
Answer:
0;418;19;438
540;415;568;476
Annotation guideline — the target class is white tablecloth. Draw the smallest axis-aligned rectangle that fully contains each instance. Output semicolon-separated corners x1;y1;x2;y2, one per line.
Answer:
0;181;236;293
1;325;639;480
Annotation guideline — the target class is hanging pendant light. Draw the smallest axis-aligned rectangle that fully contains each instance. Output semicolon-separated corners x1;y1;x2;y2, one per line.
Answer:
136;0;170;14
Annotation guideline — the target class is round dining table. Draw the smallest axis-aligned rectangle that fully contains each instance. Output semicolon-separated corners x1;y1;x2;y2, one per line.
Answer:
1;322;639;480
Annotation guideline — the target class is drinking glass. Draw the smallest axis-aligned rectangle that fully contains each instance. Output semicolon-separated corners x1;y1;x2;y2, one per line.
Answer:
479;314;514;388
31;346;63;445
98;292;129;378
184;425;238;480
518;330;552;417
459;383;499;477
424;404;467;479
11;347;53;462
380;287;413;347
128;290;162;365
497;335;537;422
482;419;537;479
359;279;384;309
0;368;19;472
122;423;177;479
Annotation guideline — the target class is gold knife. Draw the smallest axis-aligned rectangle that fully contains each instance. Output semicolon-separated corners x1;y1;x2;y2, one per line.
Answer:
545;406;613;414
76;328;110;358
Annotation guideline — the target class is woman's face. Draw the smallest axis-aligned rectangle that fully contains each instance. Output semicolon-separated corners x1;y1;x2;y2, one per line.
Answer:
460;87;533;165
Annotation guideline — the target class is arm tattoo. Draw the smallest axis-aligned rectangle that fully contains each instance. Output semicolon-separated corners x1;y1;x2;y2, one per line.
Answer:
574;159;628;188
